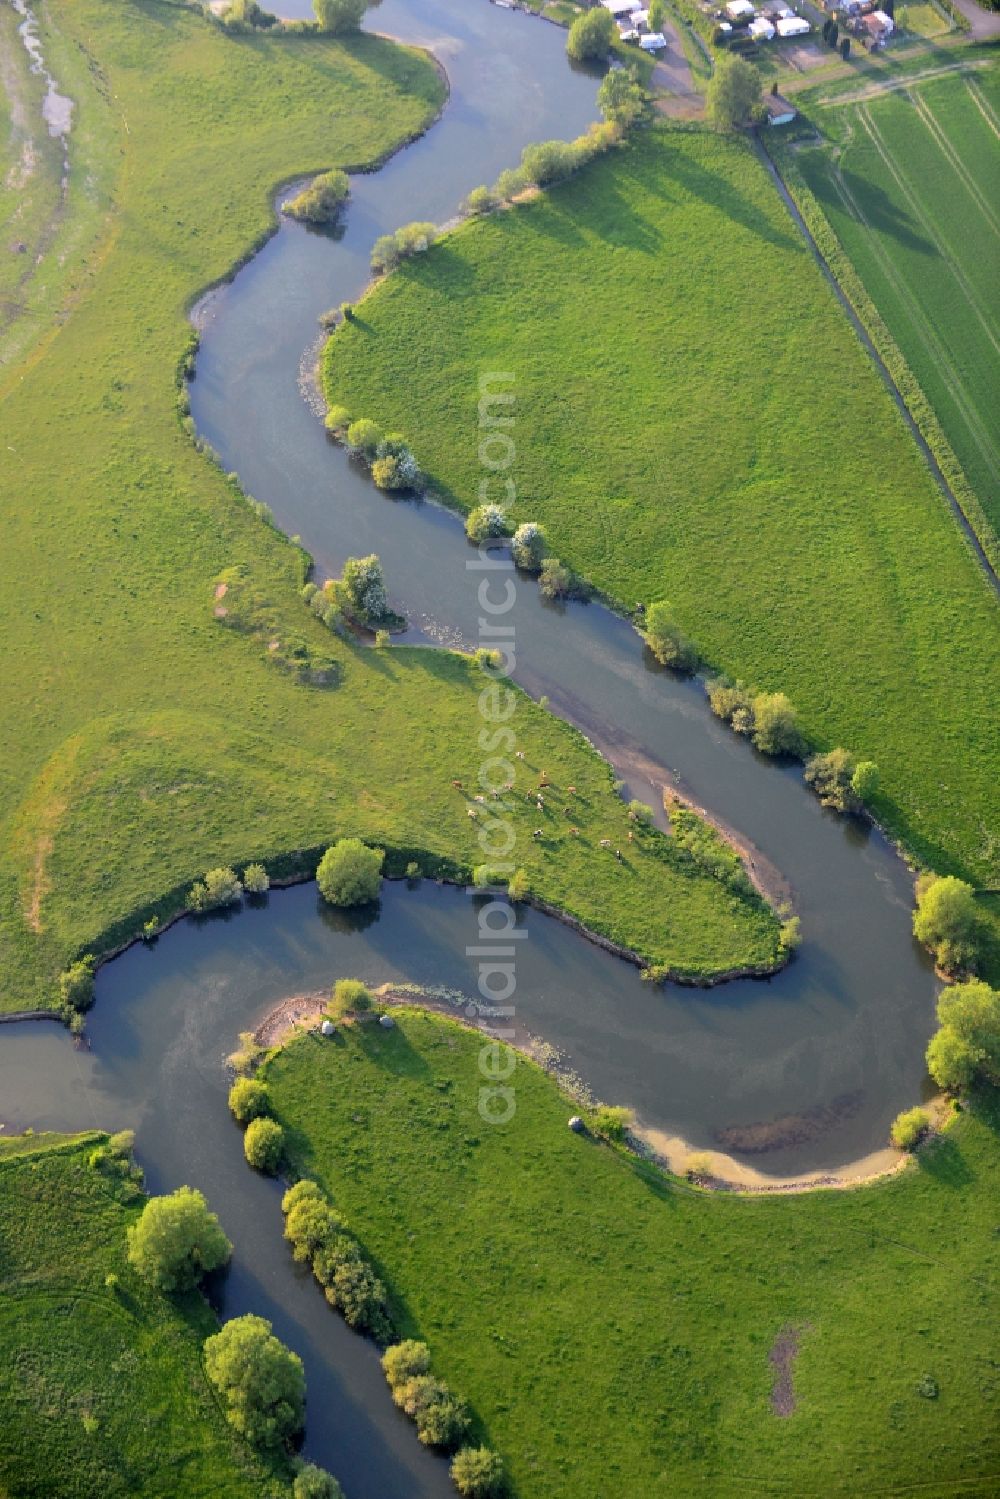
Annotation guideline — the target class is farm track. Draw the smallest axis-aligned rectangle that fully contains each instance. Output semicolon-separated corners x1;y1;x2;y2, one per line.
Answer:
909;89;1000;238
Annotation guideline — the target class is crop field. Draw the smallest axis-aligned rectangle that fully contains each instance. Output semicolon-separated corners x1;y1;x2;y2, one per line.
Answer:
323;122;1000;885
0;1133;285;1497
0;1;781;1016
263;1009;1000;1499
796;68;1000;539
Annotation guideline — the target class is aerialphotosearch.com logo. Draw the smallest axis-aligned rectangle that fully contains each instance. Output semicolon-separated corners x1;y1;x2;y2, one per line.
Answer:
467;370;521;1127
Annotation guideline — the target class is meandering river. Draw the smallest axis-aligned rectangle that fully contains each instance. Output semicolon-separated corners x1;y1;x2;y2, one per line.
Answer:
0;0;938;1490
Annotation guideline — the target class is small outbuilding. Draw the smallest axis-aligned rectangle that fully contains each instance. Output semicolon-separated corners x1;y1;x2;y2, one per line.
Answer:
776;13;810;31
763;91;798;125
749;16;776;37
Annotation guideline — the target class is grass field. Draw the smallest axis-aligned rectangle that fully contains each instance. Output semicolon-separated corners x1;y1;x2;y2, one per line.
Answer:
323;121;1000;885
0;1;782;1013
0;1132;287;1497
795;68;1000;540
263;1009;1000;1499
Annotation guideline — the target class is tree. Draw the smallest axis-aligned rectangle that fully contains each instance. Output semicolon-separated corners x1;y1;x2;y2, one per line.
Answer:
345;418;382;459
464;185;495;216
643;600;698;672
283;169;349;224
59;955;95;1012
926;979;1000;1094
126;1186;232;1292
243;862;269;895
228;1076;271;1124
451;1447;505;1499
314;0;367;33
244;1117;285;1174
566;6;615;61
706;55;762;130
926;1023;981;1093
706;677;754;734
466;504;511;544
648;0;666;29
383;1340;432;1390
293;1464;344;1499
508;867;529;902
890;1106;929;1150
187;866;242;912
751;692;803;756
850;759;878;803
521;139;580;187
341;553;388;621
598;66;645;128
317;837;385;906
804;747;859;813
912;874;981;974
203;1314;305;1451
511;521;547;572
331;977;372;1015
593;1104;632;1141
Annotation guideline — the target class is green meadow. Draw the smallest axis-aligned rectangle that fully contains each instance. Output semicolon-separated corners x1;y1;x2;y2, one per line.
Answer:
0;1;780;1014
263;1009;1000;1499
795;68;1000;541
0;1132;285;1497
323;121;1000;886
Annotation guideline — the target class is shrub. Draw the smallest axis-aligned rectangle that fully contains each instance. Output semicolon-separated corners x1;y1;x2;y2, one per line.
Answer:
142;917;159;941
373;439;419;489
686;1152;715;1182
751;693;803;757
643;601;698;672
108;1129;135;1159
851;759;879;804
538;557;586;601
405;860;421;879
228;1030;265;1077
593;1104;632;1142
779;916;802;952
925;979;1000;1092
243;862;269;895
493;166;528;203
293;1464;344;1499
628;800;653;825
383;1339;432;1390
466;504;510;544
187;866;242;912
325;1255;390;1336
126;1186;232;1292
59;956;95;1012
706;677;754;735
244;1117;285;1174
331;977;372;1015
396;1376;471;1450
222;0;278;27
890;1106;930;1150
511;521;546;572
229;1076;271;1124
317;838;385;906
520;139;581;188
452;1447;505;1499
474;647;502;671
325;404;352;433
285;1198;348;1263
707;55;762;130
283;169;349;225
345;418;382;460
371;221;437;273
567;6;615;61
913;874;981;974
464;185;495;216
203;1313;305;1451
341;553;389;622
371;456;400;490
598;65;646;127
314;0;367;33
508;867;529;901
804;747;859;814
282;1178;323;1216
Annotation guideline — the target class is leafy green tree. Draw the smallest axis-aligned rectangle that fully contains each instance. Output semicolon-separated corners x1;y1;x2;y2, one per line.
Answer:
341;553;389;621
203;1314;305;1451
317;837;385;906
913;875;981;974
890;1106;929;1150
751;692;803;756
850;759;878;804
466;504;511;544
451;1447;505;1498
598;66;645;127
383;1339;432;1389
508;867;529;902
520;139;580;187
706;55;762;130
493;166;527;203
511;521;547;572
228;1076;271;1124
345;418;382;459
931;979;1000;1084
283;169;349;224
643;600;698;672
243;862;269;895
126;1186;232;1292
593;1104;632;1141
314;0;367;33
293;1464;345;1499
567;6;615;61
187;866;242;912
244;1117;285;1174
331;977;373;1015
59;955;95;1012
804;747;859;813
706;677;754;734
464;185;496;215
926;1024;981;1093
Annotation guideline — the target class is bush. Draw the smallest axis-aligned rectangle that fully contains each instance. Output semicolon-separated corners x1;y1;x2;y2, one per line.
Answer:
228;1029;265;1077
686;1152;715;1182
325;404;352;433
187;866;242;912
396;1376;471;1450
383;1339;432;1390
331;977;372;1015
229;1076;271;1124
282;1178;323;1216
566;6;615;61
406;860;421;879
804;747;859;814
59;956;95;1012
925;979;1000;1092
538;557;586;601
204;1313;305;1451
341;553;389;622
751;693;803;757
126;1186;232;1292
451;1447;505;1499
325;1255;390;1336
108;1129;135;1159
913;874;981;974
707;55;762;130
890;1106;930;1150
511;521;546;572
317;838;385;906
779;915;802;952
371;221;437;273
314;0;367;33
222;0;277;28
372;439;419;490
243;862;269;895
493;166;528;203
285;1197;348;1263
345;418;382;459
293;1464;344;1499
851;759;879;804
598;66;646;127
283;169;349;224
520;139;581;188
244;1117;285;1174
508;867;529;901
593;1104;632;1142
474;647;503;671
466;504;511;544
706;677;754;735
464;185;495;216
643;601;698;672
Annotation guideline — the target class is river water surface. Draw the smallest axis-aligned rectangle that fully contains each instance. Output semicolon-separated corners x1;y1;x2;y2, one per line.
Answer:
0;0;938;1491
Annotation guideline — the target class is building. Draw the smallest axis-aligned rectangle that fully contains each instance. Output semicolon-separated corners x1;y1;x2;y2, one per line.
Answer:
749;16;776;37
776;13;810;33
763;92;798;125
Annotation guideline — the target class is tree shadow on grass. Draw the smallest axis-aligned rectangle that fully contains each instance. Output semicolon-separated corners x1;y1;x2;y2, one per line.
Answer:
914;1130;976;1189
808;163;935;257
353;1017;435;1084
642;141;804;253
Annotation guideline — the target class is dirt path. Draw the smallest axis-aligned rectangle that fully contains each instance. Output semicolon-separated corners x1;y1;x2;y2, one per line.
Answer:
651;18;705;117
944;0;1000;38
